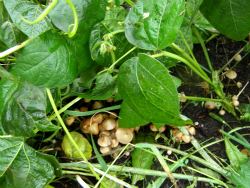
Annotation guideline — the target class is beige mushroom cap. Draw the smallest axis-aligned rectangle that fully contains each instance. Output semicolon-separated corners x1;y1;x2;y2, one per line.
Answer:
115;128;134;144
100;118;117;131
98;135;111;147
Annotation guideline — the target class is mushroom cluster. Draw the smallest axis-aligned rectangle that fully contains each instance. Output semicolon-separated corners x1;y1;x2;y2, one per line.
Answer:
80;113;134;154
172;126;196;143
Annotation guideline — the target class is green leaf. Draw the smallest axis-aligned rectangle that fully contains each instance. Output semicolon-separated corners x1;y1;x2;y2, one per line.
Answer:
3;0;51;37
227;159;250;188
0;78;59;137
125;0;185;50
225;138;248;169
0;136;57;188
77;72;116;100
61;132;92;160
0;21;25;48
200;0;250;40
12;30;78;88
49;0;106;40
131;134;155;184
119;102;148;128
118;54;185;128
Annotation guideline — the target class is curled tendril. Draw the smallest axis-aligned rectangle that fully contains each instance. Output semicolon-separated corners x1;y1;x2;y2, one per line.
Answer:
22;0;58;25
65;0;79;38
22;0;78;38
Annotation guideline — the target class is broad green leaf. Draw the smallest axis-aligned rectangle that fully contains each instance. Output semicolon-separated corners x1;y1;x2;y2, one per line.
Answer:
200;0;250;40
225;138;248;169
0;2;9;26
227;159;250;188
3;0;51;37
125;0;185;50
0;136;57;188
61;132;92;160
12;30;78;88
0;78;59;137
0;21;24;48
118;54;185;128
119;102;148;128
77;72;116;100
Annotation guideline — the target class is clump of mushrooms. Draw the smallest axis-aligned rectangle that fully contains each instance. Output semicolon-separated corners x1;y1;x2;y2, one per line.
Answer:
80;112;135;155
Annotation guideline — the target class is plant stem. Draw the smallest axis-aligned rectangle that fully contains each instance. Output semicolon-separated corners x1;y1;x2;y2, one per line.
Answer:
48;97;81;121
46;89;100;180
151;51;212;84
193;27;214;72
61;163;227;187
22;0;58;24
65;105;121;117
0;39;32;58
184;95;223;103
65;0;78;38
179;127;226;174
124;0;134;6
220;130;250;149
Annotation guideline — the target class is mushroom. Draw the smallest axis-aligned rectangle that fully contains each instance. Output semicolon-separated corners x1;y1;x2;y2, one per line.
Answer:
97;135;111;147
111;138;119;148
225;70;237;80
79;106;88;112
115;128;134;144
182;135;191;143
92;113;104;124
204;101;216;110
149;124;158;132
187;127;196;136
92;101;103;109
65;116;75;126
100;118;117;131
100;146;111;154
81;119;99;135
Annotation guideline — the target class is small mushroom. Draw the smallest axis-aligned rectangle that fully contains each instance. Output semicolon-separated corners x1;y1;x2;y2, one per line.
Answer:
81;119;99;135
219;109;226;116
149;124;158;132
100;118;117;131
92;101;103;109
188;127;196;136
234;54;242;62
100;146;111;154
79;106;88;112
92;113;104;124
65;116;75;126
182;135;191;143
115;128;134;144
98;135;112;147
205;101;216;110
225;70;237;80
111;138;119;148
99;131;111;137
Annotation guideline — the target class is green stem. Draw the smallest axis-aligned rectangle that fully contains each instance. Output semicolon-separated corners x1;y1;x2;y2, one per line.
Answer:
109;46;136;71
46;89;100;180
64;105;121;117
151;51;212;84
61;163;227;187
184;95;223;103
193;27;214;72
22;0;58;24
220;130;250;150
179;127;226;174
65;0;78;38
0;39;32;58
48;97;81;121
